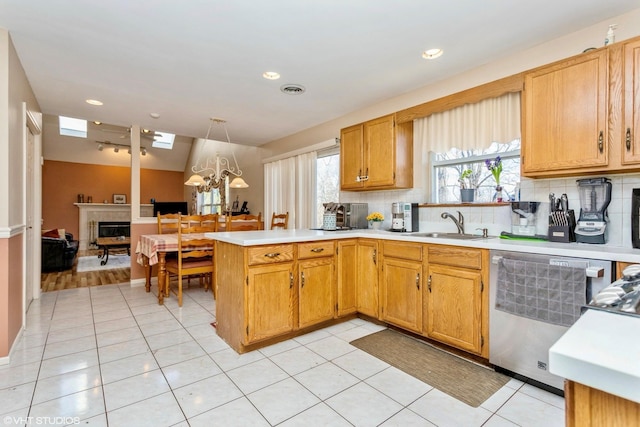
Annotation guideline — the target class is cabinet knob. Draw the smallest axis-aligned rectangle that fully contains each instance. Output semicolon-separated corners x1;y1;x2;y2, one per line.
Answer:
310;247;324;253
627;128;632;151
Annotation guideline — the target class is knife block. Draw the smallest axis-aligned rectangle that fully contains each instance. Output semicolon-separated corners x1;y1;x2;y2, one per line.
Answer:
548;210;576;243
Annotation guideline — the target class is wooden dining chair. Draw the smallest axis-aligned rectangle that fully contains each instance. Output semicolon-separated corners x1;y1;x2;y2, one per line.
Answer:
225;213;264;231
157;212;181;234
196;213;219;232
270;212;289;230
180;214;202;234
164;221;215;306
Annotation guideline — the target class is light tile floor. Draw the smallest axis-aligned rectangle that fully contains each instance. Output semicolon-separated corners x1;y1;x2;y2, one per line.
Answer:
0;284;565;426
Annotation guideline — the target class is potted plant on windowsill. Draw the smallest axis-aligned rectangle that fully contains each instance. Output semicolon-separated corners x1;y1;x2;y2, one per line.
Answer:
459;169;475;203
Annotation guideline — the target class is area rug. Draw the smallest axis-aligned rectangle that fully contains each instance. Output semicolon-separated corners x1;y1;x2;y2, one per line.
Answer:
76;255;131;272
350;329;509;407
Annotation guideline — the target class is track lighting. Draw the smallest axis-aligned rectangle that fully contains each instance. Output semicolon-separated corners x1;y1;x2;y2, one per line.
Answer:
95;141;147;155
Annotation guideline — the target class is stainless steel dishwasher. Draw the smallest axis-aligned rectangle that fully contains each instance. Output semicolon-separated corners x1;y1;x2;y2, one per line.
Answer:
489;250;613;391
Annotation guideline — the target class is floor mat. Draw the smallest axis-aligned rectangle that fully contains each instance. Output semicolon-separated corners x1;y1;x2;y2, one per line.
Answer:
350;328;509;407
76;255;130;272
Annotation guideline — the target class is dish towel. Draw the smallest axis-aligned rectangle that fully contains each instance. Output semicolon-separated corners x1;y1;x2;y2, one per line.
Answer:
495;257;586;327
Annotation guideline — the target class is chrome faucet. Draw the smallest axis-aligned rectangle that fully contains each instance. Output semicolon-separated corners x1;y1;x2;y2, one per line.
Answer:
441;211;465;234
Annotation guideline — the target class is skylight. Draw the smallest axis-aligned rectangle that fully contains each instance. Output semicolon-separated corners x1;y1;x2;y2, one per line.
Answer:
59;116;87;138
152;132;175;150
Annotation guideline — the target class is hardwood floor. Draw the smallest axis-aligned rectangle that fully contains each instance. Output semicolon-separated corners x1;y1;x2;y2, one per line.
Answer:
40;249;131;292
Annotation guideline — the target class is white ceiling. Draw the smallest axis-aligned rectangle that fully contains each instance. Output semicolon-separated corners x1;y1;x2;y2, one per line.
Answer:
1;1;638;146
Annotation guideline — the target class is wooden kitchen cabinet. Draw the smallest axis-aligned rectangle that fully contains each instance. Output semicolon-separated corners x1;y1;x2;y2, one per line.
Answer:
565;380;640;427
380;241;423;333
246;262;295;343
522;48;609;176
340;113;413;191
424;245;488;357
336;239;357;316
620;37;640;165
245;244;295;344
298;241;335;329
356;239;379;318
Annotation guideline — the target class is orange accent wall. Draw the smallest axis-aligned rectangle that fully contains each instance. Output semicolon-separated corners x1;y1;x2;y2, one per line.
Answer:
0;235;24;357
42;161;185;237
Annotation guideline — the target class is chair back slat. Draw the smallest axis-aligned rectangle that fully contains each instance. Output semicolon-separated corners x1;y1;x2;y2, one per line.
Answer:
226;212;264;231
271;212;289;230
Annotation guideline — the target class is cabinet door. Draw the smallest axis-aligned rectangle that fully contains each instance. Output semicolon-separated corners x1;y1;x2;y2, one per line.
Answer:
364;114;396;188
299;258;335;329
246;263;294;344
340;124;364;190
336;240;357;316
356;240;379;317
381;257;422;333
622;38;640;164
522;49;608;175
426;264;482;354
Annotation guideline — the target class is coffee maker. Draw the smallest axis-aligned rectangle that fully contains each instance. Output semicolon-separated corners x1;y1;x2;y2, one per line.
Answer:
575;177;612;244
391;202;419;232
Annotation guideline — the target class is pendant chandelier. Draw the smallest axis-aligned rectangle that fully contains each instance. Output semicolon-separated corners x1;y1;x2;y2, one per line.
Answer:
184;118;249;192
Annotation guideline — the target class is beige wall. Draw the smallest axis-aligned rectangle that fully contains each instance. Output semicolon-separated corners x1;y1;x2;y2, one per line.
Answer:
0;29;41;358
262;8;640;158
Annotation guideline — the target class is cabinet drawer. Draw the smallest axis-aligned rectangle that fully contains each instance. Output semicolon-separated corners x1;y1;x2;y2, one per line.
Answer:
298;241;334;259
427;245;483;269
248;244;294;265
383;241;422;261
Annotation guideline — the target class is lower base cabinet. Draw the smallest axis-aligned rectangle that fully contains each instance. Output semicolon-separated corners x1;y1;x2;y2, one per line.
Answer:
246;262;295;344
425;264;482;354
381;257;423;333
298;257;335;329
424;245;488;357
356;240;379;318
565;381;640;426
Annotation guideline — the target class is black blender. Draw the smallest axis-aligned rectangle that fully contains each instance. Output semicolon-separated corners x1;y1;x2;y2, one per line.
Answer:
574;177;612;244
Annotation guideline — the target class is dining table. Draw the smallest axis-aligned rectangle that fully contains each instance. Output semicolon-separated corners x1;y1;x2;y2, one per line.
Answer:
136;232;214;305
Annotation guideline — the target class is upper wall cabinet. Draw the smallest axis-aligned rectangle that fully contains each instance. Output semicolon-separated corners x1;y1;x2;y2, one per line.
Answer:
620;38;640;166
522;48;609;176
340;114;413;191
522;35;640;177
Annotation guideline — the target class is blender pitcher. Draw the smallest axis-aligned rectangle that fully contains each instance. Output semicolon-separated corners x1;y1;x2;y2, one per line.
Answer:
575;177;612;244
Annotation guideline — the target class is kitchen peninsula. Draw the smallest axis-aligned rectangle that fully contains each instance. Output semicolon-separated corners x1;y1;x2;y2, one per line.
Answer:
207;228;640;348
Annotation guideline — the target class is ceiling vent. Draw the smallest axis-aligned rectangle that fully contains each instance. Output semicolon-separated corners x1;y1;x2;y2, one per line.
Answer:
280;84;306;95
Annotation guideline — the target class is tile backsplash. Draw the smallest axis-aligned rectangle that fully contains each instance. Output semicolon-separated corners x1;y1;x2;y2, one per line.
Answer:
340;173;640;249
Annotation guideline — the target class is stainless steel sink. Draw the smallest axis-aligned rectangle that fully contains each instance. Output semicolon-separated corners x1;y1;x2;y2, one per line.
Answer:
408;232;490;240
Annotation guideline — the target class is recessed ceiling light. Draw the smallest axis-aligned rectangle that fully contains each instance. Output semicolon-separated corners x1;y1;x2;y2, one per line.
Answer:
263;71;281;80
150;112;160;119
422;48;443;60
93;121;102;125
86;99;103;106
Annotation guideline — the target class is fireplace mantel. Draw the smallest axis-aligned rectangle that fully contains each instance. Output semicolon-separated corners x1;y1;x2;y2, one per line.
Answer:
75;203;153;250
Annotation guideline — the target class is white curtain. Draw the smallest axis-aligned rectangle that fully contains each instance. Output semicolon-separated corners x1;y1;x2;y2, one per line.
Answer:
295;152;317;230
264;157;296;229
416;91;521;152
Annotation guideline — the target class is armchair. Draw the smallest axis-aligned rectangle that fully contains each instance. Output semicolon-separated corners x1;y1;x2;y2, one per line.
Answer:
41;231;79;272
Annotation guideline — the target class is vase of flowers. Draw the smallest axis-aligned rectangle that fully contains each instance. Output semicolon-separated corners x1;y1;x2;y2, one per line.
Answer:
458;169;475;203
366;212;384;230
485;156;503;202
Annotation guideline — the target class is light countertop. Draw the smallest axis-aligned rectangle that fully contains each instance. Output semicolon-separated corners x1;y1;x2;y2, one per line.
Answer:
205;228;640;263
549;309;640;403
